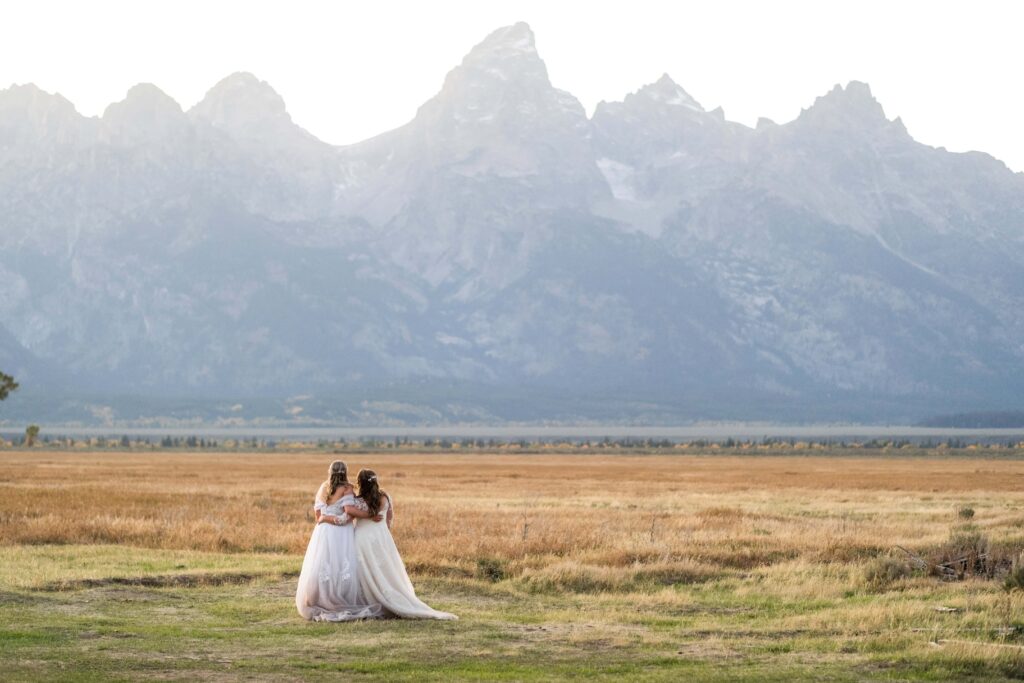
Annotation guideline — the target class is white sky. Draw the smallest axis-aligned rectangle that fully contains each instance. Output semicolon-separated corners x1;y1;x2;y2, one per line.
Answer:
2;0;1021;171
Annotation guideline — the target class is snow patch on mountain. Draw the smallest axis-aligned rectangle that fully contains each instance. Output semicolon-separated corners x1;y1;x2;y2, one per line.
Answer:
597;158;637;201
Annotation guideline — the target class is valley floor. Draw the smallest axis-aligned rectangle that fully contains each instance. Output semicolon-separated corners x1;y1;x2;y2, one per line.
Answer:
2;451;1024;681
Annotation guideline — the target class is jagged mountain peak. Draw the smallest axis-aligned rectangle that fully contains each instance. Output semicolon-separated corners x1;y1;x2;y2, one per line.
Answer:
340;20;599;231
467;21;538;61
188;71;293;139
635;73;704;112
0;82;73;105
197;72;286;108
103;83;184;121
102;83;188;143
440;21;549;93
0;82;80;118
593;74;709;124
590;73;732;176
412;20;586;133
0;83;88;146
799;80;889;128
821;81;881;109
121;82;179;105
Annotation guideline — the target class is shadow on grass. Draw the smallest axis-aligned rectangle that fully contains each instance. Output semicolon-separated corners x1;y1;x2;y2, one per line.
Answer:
37;570;299;592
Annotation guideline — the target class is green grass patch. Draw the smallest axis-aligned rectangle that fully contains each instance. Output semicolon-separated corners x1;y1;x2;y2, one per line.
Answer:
1;545;1023;681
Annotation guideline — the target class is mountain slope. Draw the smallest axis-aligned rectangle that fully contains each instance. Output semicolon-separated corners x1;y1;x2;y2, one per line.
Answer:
0;23;1022;424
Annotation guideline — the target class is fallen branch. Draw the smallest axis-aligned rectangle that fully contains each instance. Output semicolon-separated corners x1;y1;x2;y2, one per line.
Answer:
895;545;928;569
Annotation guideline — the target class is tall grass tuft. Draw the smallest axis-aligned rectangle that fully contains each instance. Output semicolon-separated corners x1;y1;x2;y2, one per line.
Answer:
1005;552;1024;592
862;556;912;589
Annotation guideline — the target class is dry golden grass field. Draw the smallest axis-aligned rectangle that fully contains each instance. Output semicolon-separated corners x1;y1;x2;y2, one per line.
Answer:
2;449;1024;681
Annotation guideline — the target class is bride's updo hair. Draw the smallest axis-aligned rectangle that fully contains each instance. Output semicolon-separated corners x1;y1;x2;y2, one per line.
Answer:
326;460;349;499
357;469;382;516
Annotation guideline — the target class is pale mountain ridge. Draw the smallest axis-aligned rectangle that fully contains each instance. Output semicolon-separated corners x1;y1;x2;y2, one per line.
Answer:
0;21;1022;425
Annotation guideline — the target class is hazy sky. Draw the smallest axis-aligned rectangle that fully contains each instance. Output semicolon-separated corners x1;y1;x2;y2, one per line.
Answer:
2;0;1022;170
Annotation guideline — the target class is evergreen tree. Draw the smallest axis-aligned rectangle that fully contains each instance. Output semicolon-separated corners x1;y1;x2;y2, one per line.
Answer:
0;371;16;401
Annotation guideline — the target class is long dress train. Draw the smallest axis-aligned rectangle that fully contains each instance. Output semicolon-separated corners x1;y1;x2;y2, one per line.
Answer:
295;493;383;621
353;495;457;620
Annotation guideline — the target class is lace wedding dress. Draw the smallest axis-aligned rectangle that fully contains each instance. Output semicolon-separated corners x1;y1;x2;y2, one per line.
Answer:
353;495;457;620
295;493;383;621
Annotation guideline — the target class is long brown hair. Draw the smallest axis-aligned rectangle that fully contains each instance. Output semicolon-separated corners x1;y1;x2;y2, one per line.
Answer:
357;469;382;516
326;460;349;500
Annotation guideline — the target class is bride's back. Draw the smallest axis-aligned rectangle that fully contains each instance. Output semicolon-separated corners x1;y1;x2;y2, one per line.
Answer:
317;480;355;514
323;491;355;515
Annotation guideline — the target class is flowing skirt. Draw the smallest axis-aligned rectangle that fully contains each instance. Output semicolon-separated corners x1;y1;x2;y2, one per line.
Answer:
295;522;383;621
354;520;457;620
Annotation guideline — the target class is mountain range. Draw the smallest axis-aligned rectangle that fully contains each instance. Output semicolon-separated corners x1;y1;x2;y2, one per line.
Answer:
1;22;1022;426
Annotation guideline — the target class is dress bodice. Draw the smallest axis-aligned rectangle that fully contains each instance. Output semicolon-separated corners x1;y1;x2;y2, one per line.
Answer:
318;493;356;517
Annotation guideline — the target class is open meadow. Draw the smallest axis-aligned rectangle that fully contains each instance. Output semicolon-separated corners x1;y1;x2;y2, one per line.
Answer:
2;448;1024;681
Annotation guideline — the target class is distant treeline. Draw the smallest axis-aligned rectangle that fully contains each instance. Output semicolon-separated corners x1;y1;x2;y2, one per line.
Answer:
919;411;1024;428
2;434;1024;451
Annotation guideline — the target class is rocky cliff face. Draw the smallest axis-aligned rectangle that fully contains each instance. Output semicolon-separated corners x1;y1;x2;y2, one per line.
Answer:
1;23;1022;424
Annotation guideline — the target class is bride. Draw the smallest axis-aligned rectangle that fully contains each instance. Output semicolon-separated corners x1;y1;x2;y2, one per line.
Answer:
343;469;457;620
295;460;383;621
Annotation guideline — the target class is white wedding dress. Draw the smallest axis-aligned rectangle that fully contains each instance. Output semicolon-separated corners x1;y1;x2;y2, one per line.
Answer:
354;495;457;620
295;492;383;621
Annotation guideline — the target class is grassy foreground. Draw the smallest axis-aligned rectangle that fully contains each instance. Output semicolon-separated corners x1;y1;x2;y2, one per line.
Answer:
2;451;1024;680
